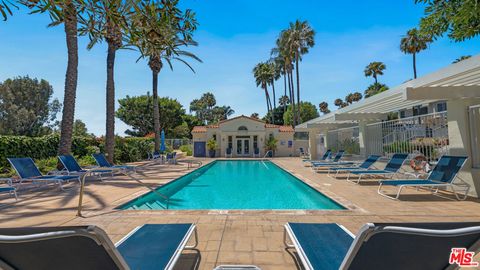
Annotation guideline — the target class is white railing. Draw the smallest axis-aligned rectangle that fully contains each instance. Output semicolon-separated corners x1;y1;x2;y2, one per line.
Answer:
327;126;360;155
366;111;449;162
469;105;480;168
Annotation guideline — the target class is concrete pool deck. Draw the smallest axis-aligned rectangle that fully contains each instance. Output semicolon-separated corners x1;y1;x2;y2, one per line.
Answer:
1;157;480;269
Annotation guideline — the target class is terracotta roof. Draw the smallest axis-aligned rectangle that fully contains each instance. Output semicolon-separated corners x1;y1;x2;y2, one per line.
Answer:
278;125;295;132
191;126;207;133
265;124;279;128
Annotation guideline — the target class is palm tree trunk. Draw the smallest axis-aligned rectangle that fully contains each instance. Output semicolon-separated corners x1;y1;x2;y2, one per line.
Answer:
263;86;270;119
283;68;287;113
152;69;161;152
413;53;417;79
295;51;301;124
105;42;116;163
58;1;78;155
374;75;378;84
272;80;277;110
289;69;296;126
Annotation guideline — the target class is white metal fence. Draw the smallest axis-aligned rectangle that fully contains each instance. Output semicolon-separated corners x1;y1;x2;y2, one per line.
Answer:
327;126;360;155
365;111;449;162
469;105;480;168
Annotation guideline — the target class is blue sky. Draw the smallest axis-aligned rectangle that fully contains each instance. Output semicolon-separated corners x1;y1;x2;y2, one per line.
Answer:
0;1;478;135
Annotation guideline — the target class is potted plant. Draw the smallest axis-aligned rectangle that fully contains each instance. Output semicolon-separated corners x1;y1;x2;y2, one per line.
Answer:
207;138;218;158
264;136;278;157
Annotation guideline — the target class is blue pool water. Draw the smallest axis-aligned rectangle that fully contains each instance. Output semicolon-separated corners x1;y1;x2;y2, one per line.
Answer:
120;160;344;210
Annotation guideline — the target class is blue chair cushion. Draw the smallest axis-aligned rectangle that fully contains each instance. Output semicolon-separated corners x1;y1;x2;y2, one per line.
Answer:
380;179;442;186
0;187;15;192
117;224;193;270
288;223;353;270
350;170;392;175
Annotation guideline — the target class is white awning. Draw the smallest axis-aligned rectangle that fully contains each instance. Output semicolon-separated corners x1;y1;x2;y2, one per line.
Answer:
296;54;480;130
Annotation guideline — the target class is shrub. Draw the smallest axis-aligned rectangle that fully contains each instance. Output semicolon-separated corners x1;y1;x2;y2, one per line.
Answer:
0;135;154;173
179;145;193;156
35;157;58;174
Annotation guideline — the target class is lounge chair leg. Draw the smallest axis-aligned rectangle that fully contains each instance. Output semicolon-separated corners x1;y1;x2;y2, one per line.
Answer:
185;226;199;249
283;227;295;248
377;183;400;200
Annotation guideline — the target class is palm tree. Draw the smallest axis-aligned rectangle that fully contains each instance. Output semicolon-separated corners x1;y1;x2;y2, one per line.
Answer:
286;20;315;124
267;61;280;111
0;1;16;20
351;92;362;102
334;98;347;108
400;28;431;79
364;61;386;84
272;30;296;125
129;0;201;152
79;0;133;163
319;101;330;115
253;62;274;123
23;0;84;155
453;55;471;63
250;113;259;119
279;95;289;107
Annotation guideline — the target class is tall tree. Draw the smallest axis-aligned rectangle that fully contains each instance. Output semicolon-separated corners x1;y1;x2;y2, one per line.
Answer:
116;94;185;137
0;76;61;136
364;83;389;98
334;98;347;108
79;0;133;162
364;61;386;84
278;95;290;107
285;20;315;125
272;30;296;125
250;113;260;119
253;62;274;123
283;101;319;125
345;92;363;104
319;102;330;115
400;28;431;79
129;0;201;152
416;0;480;42
22;0;85;155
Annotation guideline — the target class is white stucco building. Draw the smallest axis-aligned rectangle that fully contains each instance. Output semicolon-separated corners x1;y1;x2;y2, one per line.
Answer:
192;115;295;158
296;55;480;197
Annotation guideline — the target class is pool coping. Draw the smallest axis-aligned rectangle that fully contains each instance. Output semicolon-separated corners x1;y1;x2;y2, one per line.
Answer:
112;159;367;215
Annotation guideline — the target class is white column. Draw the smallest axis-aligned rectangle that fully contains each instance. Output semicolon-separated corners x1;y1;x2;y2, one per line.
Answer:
447;99;480;197
308;129;318;160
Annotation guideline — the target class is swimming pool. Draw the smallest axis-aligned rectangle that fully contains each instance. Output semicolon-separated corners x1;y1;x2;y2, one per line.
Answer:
120;160;344;210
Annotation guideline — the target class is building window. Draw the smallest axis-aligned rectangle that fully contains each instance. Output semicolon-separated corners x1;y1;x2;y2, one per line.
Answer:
413;106;428;116
253;136;258;150
400;110;406;118
228;136;233;149
436;102;447;112
212;134;217;141
238;126;248;131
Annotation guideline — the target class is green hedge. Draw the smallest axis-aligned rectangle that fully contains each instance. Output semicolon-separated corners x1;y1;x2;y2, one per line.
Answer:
0;135;154;174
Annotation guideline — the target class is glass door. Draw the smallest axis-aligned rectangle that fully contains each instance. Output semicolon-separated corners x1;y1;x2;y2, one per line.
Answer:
243;139;250;155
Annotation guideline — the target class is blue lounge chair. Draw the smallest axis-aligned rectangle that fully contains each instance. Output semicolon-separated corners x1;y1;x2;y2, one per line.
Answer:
92;153;137;173
166;152;177;164
327;155;381;177
0;223;198;270
378;155;470;200
311;151;354;170
0;179;17;200
284;222;480;270
346;153;408;184
58;155;115;181
8;158;80;190
303;149;331;165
